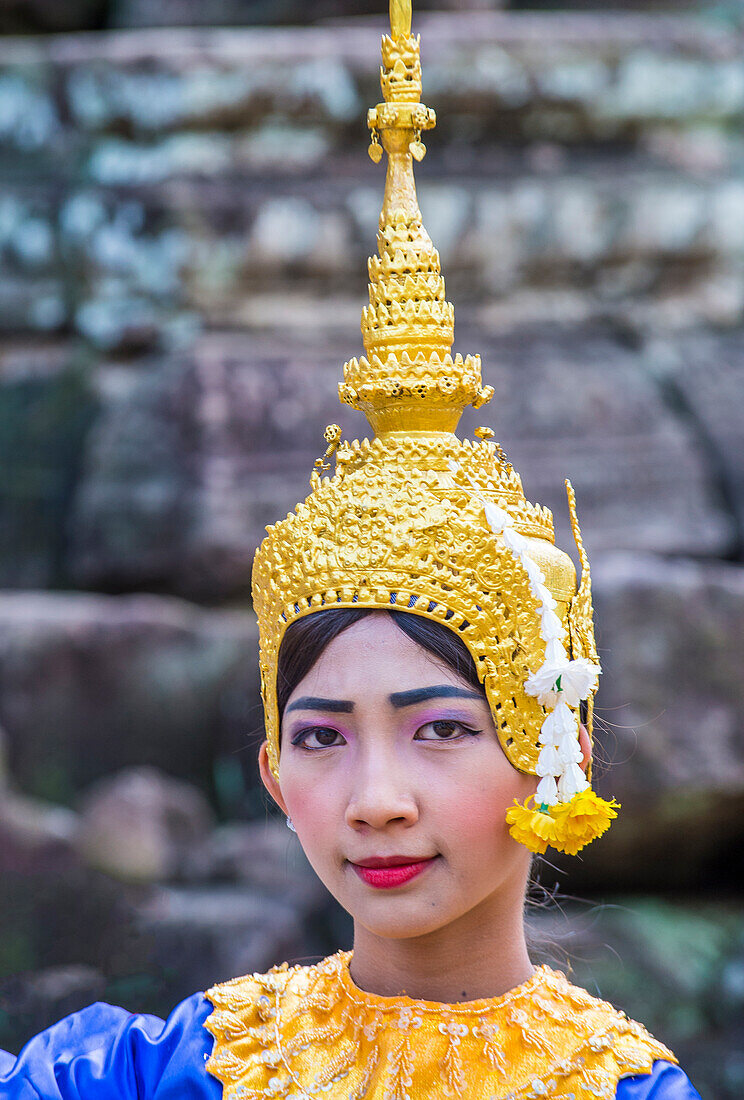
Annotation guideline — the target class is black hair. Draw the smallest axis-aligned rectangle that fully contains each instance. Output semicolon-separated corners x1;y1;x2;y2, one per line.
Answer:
276;608;483;731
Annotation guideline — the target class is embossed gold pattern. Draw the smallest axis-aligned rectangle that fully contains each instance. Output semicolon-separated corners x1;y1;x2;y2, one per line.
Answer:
204;952;676;1099
252;0;601;832
253;2;593;787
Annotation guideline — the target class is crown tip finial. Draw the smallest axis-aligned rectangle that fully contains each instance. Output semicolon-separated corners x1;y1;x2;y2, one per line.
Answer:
343;0;486;440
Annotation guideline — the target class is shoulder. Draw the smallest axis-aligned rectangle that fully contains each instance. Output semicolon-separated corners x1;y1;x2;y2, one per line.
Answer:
541;967;675;1067
204;952;330;1012
203;956;322;1072
0;991;221;1099
542;970;701;1099
203;953;355;1088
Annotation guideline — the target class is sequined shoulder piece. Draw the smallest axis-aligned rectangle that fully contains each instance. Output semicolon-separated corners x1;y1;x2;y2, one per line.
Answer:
204;952;676;1100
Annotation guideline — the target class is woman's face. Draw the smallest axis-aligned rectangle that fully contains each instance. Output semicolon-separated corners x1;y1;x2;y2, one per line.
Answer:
261;613;537;941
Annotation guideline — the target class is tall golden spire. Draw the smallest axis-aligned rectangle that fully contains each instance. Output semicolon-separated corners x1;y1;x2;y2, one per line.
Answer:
339;0;493;438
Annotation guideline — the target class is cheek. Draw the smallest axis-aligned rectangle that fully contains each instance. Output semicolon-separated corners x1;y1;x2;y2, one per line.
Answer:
278;766;340;852
429;752;535;846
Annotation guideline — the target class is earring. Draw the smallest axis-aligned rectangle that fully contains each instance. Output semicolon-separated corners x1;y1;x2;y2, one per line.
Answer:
286;816;296;833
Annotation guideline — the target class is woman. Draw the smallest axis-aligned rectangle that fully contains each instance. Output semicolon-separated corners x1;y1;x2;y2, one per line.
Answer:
1;2;701;1096
0;605;700;1098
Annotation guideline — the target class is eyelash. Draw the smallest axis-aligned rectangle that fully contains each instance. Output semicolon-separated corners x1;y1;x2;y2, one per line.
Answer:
290;720;483;750
290;726;346;749
414;720;483;742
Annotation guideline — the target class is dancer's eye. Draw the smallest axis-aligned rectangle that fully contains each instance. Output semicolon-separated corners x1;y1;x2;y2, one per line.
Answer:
291;727;347;749
414;720;482;741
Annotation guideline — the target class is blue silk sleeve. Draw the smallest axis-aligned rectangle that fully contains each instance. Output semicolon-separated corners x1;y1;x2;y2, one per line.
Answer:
617;1061;701;1099
0;992;222;1099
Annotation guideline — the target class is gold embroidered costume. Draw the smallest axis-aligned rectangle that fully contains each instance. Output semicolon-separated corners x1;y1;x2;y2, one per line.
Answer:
204;953;676;1100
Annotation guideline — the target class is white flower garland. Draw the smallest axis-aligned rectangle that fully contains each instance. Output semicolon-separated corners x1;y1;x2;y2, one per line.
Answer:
451;466;601;808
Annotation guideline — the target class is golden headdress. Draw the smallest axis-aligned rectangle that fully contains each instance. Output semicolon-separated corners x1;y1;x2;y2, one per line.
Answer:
253;0;619;854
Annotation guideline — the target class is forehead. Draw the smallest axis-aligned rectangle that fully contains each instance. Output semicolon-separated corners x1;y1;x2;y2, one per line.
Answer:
287;613;472;704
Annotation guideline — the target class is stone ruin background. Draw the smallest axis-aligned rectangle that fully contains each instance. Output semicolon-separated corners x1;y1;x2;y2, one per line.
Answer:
0;0;743;1093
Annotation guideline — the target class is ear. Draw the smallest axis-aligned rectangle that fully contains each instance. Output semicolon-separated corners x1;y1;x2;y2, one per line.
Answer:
258;741;289;815
578;723;592;773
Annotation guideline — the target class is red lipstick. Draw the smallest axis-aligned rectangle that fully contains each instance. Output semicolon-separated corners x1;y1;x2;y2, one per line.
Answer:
350;855;437;889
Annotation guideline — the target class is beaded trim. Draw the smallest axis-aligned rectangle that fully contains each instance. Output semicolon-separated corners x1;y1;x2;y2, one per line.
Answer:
204;951;676;1099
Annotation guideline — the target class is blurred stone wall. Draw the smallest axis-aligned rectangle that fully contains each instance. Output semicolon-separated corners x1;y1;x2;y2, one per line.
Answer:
0;0;735;34
0;0;507;35
0;7;743;1096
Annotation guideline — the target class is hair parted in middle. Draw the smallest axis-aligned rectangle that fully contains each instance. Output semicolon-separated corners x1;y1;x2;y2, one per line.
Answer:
276;608;483;733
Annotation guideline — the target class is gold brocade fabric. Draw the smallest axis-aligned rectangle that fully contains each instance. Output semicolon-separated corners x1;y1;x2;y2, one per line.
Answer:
203;951;675;1099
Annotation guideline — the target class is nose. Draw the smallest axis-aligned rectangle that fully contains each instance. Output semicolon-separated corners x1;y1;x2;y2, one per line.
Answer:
345;747;419;831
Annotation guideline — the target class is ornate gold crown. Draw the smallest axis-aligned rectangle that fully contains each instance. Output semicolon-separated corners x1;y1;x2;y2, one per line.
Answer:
253;0;618;854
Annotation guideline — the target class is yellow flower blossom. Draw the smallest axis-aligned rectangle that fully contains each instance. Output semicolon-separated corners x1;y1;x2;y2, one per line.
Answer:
507;791;620;856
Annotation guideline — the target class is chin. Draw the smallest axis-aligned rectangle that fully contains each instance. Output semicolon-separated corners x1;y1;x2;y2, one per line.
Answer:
351;901;464;941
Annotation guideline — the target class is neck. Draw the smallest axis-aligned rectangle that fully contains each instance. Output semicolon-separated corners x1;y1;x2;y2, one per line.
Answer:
348;877;533;1004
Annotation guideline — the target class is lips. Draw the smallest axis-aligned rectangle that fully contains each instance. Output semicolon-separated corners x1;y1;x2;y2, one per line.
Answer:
354;855;432;868
349;855;438;889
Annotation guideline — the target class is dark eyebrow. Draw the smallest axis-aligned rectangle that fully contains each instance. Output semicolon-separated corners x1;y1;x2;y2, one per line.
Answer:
388;685;484;708
284;696;354;715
